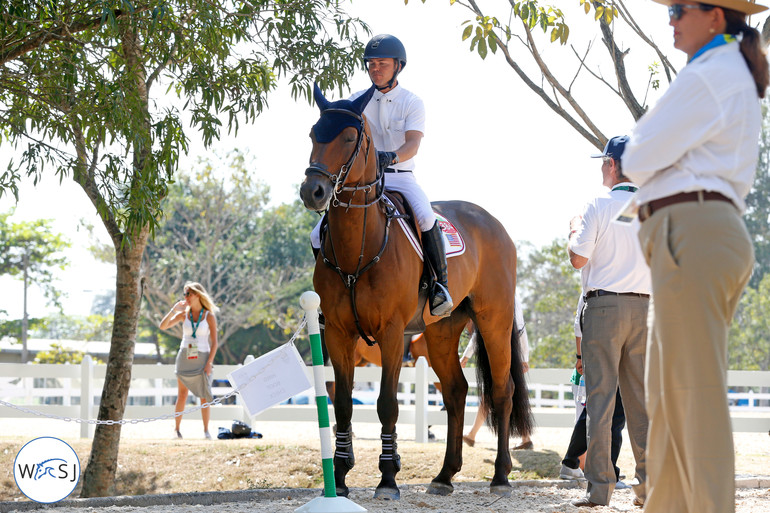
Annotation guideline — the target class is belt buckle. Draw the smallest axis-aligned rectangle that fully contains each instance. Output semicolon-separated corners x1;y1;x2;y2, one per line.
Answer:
638;203;652;222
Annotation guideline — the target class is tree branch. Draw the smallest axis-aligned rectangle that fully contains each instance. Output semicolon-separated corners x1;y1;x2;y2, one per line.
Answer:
597;20;646;120
570;44;622;98
616;0;677;83
0;6;150;66
520;20;606;147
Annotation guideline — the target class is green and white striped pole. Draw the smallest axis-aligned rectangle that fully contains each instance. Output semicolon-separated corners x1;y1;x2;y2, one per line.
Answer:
295;291;366;513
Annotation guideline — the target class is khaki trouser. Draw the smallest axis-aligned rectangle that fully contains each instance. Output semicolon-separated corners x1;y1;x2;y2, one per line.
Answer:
582;294;649;505
638;200;753;513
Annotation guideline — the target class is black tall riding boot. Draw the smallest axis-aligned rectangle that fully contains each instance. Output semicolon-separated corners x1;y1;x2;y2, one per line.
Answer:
422;221;453;317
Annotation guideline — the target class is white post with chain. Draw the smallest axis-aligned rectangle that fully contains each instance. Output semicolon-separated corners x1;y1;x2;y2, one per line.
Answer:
414;356;429;443
80;355;93;438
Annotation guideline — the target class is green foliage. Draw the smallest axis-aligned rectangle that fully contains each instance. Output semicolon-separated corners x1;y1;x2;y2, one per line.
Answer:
0;316;47;339
517;239;582;368
29;314;114;342
729;273;770;371
0;210;70;308
33;342;104;364
0;0;368;236
142;151;316;362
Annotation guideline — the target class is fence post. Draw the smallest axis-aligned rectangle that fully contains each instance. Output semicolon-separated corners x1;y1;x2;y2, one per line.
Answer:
80;355;93;439
155;362;164;408
414;356;429;443
296;290;366;513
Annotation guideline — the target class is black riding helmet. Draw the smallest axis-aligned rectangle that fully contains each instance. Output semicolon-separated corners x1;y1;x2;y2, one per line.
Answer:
363;34;406;91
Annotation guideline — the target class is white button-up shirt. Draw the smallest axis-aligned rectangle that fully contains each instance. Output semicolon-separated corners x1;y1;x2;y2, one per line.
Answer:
350;85;426;172
569;184;652;295
622;42;761;213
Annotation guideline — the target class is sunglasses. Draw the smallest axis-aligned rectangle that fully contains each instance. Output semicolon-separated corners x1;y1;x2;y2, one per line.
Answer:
668;3;715;21
184;291;193;297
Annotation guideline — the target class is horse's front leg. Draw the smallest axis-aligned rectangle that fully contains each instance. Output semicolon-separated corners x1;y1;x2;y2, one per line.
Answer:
326;330;358;498
373;329;406;500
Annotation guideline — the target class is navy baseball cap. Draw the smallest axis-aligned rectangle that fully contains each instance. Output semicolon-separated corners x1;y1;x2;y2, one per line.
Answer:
591;135;629;160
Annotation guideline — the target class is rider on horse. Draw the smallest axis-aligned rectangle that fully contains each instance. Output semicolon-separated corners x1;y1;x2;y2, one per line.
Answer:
311;34;453;317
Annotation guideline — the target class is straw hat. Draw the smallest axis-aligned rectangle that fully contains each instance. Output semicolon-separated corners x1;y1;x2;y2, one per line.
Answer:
652;0;768;14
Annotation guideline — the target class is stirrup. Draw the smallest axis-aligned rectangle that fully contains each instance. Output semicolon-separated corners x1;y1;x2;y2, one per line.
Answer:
430;283;453;317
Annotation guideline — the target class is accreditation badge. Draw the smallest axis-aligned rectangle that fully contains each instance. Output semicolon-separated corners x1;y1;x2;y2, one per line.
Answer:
186;343;199;360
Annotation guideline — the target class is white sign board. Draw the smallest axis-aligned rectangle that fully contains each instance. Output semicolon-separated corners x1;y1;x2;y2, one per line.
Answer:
227;342;312;417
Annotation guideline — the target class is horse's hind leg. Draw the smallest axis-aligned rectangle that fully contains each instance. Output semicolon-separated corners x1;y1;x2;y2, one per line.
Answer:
422;315;469;496
475;319;516;496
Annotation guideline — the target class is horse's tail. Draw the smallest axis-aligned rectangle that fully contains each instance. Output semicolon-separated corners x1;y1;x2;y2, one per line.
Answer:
475;317;534;438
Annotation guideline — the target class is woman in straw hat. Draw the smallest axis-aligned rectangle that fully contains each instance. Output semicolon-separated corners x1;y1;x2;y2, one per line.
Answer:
622;2;768;512
160;282;220;440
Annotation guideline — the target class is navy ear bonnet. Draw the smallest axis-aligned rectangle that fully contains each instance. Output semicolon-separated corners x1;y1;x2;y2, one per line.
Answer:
312;84;376;143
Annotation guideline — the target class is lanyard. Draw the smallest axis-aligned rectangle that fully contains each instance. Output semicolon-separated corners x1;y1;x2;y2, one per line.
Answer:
189;309;205;339
690;34;736;63
612;185;638;193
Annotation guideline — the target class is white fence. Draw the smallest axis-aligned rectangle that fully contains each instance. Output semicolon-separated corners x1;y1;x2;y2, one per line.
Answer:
1;357;768;441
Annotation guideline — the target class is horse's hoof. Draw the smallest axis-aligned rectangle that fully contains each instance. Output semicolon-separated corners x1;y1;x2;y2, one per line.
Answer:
373;486;400;500
490;483;512;497
426;481;454;496
335;486;350;498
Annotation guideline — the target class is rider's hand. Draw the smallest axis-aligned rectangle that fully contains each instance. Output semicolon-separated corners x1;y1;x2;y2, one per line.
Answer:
377;151;399;170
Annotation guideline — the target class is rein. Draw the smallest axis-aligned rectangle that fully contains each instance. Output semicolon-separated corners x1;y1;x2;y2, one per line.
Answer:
306;107;397;346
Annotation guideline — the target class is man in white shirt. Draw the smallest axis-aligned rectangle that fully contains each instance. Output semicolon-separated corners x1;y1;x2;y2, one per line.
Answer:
567;136;651;509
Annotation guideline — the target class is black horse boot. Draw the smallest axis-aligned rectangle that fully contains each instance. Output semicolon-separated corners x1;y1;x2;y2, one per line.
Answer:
422;221;453;317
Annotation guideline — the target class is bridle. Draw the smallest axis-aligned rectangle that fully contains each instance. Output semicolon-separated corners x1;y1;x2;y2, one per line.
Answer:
304;106;403;345
304;108;384;209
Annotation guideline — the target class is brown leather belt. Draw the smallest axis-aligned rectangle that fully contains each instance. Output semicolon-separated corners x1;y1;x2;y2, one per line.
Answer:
638;191;733;222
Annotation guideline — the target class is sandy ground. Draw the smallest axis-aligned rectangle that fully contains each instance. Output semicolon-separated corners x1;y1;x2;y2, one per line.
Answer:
1;419;768;512
2;484;769;512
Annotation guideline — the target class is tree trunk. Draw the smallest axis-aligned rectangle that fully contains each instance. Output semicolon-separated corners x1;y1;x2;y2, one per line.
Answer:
79;22;153;497
80;225;149;497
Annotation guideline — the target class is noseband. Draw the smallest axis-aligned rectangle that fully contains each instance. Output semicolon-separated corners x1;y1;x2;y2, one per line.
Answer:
304;108;383;209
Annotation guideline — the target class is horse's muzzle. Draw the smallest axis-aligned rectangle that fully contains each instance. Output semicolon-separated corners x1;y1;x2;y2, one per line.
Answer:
300;168;333;211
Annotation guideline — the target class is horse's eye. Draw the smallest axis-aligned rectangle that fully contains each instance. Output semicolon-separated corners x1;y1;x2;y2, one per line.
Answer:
344;135;356;144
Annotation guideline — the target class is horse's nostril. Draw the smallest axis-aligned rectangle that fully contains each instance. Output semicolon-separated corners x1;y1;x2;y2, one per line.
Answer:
313;186;325;200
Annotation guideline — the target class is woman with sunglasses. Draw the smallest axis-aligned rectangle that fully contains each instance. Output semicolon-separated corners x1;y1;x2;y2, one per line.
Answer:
160;282;220;440
622;1;768;512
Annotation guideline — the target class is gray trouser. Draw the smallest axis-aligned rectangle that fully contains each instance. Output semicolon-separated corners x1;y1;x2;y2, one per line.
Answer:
582;294;649;505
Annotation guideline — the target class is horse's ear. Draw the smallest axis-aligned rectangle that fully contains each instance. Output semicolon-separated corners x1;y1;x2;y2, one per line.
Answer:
351;85;376;115
313;83;331;112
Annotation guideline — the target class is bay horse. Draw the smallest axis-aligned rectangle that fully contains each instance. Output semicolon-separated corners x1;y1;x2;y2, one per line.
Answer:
299;84;532;499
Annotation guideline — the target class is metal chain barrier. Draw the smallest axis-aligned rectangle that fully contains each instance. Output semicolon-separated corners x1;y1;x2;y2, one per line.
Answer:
0;317;308;426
